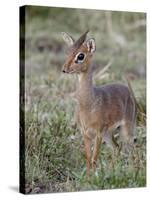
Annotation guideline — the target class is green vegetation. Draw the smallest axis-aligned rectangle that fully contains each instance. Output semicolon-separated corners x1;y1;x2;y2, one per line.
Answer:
22;6;146;194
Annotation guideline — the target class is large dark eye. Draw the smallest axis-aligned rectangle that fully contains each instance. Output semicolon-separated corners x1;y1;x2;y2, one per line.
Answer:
77;53;85;61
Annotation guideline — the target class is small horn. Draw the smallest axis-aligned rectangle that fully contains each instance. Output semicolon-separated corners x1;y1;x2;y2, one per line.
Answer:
73;30;89;49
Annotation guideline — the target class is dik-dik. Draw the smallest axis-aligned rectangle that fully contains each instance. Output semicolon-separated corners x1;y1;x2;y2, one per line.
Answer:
61;30;136;176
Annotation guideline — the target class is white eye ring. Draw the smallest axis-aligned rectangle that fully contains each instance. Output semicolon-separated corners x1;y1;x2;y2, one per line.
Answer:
74;52;85;63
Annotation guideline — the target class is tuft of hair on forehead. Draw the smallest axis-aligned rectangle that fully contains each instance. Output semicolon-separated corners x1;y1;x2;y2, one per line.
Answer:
72;30;89;50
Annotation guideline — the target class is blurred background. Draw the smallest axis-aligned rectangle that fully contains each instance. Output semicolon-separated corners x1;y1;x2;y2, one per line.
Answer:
21;6;146;194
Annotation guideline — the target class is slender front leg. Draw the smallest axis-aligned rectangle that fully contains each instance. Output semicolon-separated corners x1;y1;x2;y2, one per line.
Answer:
83;134;91;176
92;135;102;173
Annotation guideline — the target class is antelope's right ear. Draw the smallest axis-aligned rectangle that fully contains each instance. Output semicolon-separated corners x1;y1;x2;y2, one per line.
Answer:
86;38;96;53
61;32;74;46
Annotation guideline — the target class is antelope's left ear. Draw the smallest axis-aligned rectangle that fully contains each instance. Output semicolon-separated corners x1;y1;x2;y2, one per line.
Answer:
61;32;74;46
86;38;96;53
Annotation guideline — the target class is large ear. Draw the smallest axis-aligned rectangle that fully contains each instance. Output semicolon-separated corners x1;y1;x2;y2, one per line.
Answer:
86;38;96;53
61;32;74;46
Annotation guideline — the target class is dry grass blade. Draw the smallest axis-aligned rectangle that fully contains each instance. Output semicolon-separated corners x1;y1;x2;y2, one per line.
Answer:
94;59;113;79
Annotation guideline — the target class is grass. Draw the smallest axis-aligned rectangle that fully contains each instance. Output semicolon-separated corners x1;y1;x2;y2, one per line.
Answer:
21;6;146;194
24;95;146;193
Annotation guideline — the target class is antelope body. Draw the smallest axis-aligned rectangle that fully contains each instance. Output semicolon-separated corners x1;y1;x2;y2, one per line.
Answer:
61;31;136;176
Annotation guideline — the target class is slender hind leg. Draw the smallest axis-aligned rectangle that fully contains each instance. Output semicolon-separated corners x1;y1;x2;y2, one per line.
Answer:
120;121;133;153
103;128;120;168
103;128;119;149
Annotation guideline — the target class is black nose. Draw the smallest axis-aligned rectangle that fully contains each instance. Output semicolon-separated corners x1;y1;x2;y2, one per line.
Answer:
62;70;66;73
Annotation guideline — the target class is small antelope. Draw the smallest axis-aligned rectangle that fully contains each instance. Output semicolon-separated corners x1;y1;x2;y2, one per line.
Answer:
61;30;136;176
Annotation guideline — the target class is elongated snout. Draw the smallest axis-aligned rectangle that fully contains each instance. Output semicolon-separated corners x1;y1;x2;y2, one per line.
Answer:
62;68;68;73
62;69;66;73
62;64;69;73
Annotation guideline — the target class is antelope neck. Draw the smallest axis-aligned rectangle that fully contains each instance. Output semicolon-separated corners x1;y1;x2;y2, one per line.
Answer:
77;67;95;107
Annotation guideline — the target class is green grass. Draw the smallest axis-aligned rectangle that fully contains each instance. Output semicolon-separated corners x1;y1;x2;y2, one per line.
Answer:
22;6;146;194
24;96;146;193
24;72;146;193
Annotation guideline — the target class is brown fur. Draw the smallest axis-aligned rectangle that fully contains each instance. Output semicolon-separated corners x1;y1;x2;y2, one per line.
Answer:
61;31;136;176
